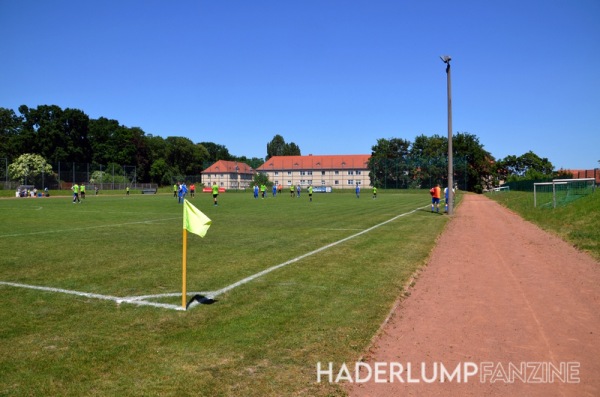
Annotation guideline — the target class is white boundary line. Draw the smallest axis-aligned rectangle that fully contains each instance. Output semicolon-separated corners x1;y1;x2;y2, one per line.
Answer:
207;206;427;299
1;206;427;310
0;217;179;238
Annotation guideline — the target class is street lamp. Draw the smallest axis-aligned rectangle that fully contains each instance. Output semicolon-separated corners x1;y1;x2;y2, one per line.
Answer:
440;55;453;215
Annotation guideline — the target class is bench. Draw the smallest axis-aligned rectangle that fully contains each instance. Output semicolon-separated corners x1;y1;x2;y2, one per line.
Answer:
141;188;157;194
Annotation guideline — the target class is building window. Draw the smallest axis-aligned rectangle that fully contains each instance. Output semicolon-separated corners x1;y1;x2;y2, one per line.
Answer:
321;180;325;185
321;171;326;175
348;180;354;185
334;171;339;175
287;171;292;176
356;170;361;175
275;171;279;176
347;170;354;175
334;180;339;185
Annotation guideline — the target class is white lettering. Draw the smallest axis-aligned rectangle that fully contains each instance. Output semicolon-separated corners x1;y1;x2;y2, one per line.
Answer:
440;362;461;383
355;362;372;383
335;363;353;383
421;362;437;383
316;362;333;383
389;362;404;383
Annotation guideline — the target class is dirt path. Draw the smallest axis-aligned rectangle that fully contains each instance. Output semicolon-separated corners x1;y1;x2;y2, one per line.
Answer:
347;194;600;397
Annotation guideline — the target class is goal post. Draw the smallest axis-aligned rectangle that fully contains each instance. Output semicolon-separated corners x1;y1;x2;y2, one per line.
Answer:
534;178;595;208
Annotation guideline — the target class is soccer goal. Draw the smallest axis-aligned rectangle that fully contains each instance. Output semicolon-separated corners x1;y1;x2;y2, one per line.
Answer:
534;178;596;208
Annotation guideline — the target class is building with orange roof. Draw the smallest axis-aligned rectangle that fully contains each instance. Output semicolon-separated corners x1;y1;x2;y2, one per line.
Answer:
201;160;255;190
256;154;371;190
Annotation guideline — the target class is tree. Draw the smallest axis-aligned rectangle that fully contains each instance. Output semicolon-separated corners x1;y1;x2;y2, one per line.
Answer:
165;137;206;175
252;172;271;188
496;151;554;180
18;105;91;163
200;142;231;163
452;132;494;192
266;134;301;159
266;134;286;159
0;107;23;160
8;153;53;185
369;138;411;188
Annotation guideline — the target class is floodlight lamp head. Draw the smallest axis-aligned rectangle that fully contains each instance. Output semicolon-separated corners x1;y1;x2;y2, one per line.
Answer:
440;55;451;63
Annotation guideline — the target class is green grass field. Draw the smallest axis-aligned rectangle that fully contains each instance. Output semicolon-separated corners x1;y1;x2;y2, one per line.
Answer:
0;190;451;396
486;189;600;261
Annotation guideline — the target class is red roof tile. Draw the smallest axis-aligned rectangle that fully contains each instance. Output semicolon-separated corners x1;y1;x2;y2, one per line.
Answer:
202;160;254;174
257;155;370;171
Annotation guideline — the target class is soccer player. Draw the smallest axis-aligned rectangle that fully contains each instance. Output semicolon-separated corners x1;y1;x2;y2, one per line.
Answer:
260;184;266;199
80;183;86;199
355;184;360;198
290;184;294;198
430;184;441;212
173;183;178;198
212;182;219;206
308;185;313;202
72;183;81;203
190;183;196;198
272;184;277;197
253;184;259;199
372;186;377;199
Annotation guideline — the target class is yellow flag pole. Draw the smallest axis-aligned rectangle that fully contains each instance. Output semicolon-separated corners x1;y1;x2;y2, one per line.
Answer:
182;228;187;309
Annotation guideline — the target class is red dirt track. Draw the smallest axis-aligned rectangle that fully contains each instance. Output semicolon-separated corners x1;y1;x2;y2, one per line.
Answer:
347;194;600;397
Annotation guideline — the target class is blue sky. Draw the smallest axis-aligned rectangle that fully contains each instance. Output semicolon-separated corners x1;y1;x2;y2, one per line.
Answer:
1;0;599;170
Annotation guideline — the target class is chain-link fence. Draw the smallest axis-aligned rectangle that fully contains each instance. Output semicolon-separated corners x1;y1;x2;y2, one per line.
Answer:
370;156;469;190
1;162;147;191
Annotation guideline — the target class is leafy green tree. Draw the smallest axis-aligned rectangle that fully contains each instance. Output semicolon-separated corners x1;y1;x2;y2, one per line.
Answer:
0;107;23;160
18;105;91;163
148;158;173;185
166;137;205;175
369;138;411;188
266;134;301;159
8;153;53;185
266;134;286;159
252;172;271;188
200;142;231;163
496;151;554;180
452;132;494;191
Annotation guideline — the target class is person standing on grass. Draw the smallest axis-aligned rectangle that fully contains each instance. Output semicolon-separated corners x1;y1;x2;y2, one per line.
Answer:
190;183;196;198
253;184;259;199
260;183;266;199
178;183;187;204
355;183;360;198
290;184;295;198
272;183;277;197
72;183;81;203
80;184;86;199
308;185;313;202
430;183;441;212
296;184;301;198
126;186;130;196
212;182;219;206
372;186;377;199
173;183;178;198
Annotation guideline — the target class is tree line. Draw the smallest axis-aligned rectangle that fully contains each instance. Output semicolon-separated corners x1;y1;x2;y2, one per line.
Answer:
1;104;567;191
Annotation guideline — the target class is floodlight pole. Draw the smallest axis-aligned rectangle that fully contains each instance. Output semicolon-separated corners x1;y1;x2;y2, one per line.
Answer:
441;55;453;215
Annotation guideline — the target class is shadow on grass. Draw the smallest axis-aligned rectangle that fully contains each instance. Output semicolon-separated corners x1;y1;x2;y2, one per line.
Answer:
186;294;217;309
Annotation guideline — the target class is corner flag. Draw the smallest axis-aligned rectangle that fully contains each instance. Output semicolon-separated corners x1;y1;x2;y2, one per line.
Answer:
183;199;211;237
182;199;211;309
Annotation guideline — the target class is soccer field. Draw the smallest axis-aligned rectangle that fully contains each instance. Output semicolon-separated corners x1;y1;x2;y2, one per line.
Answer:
0;191;449;396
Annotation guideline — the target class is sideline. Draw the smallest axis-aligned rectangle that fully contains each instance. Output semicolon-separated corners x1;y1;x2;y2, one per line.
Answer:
1;206;428;310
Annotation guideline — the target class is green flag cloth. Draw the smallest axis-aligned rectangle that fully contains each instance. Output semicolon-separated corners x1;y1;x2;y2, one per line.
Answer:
183;199;211;237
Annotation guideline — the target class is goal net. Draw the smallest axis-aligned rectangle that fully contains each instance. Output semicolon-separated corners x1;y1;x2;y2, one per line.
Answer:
534;178;596;208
